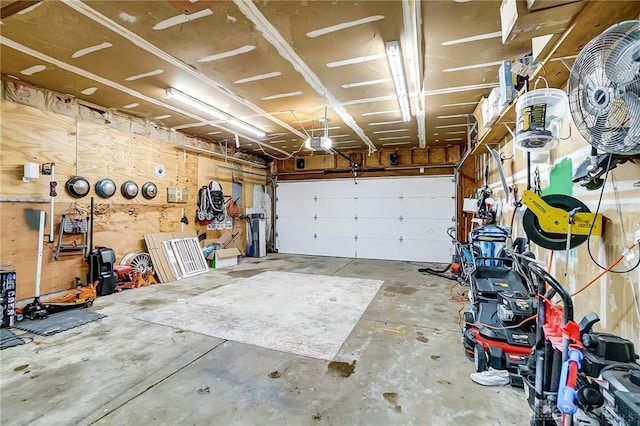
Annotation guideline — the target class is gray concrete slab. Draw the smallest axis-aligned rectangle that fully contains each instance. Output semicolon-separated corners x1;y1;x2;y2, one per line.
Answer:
0;254;530;425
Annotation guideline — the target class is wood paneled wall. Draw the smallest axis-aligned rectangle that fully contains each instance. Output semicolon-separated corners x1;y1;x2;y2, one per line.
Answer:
273;145;462;180
0;100;267;300
478;116;640;348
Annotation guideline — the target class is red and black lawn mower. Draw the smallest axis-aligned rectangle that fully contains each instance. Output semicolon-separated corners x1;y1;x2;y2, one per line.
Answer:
522;262;640;425
459;224;538;383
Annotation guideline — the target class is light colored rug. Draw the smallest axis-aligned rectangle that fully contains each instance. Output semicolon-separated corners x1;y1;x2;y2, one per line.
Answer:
135;271;383;360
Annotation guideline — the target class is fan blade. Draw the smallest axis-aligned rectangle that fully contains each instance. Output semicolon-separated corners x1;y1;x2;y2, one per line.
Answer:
604;27;640;85
623;92;640;151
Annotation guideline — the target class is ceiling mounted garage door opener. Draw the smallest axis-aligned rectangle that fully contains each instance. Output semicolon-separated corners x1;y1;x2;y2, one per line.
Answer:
521;190;603;251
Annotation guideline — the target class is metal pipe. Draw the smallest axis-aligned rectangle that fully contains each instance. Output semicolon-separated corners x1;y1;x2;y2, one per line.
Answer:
48;163;55;243
35;211;45;298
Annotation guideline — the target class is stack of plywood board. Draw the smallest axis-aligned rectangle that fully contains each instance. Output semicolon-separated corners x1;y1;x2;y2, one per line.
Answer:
144;231;209;283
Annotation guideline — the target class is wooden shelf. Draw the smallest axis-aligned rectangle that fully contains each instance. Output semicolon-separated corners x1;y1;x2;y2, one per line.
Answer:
467;0;640;160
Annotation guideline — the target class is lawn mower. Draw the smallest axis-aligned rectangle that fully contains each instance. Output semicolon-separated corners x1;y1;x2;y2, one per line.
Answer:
522;262;640;425
460;223;538;382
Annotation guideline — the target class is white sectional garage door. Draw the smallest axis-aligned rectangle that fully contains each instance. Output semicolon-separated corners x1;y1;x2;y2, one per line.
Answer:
275;176;455;263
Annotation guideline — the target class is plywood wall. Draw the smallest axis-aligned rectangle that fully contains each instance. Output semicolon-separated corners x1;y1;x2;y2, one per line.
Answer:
0;100;267;300
478;112;640;348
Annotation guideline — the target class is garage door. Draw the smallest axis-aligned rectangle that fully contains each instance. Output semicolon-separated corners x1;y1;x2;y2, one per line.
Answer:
275;176;455;263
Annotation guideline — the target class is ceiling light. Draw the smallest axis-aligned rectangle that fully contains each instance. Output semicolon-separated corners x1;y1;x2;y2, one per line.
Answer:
446;131;467;135
440;101;478;108
443;60;504;73
379;136;410;141
434;124;469;129
342;78;392;89
385;41;411;122
436;113;472;119
326;53;386;68
373;129;409;134
441;31;502;46
165;88;266;138
369;120;404;126
362;109;401;116
382;142;411;146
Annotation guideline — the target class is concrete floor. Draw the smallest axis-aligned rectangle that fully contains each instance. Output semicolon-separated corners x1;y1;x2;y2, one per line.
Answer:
1;254;530;425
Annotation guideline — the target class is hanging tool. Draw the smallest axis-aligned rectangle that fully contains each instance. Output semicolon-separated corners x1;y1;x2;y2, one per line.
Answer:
21;211;48;320
489;148;510;204
564;207;581;276
521;191;602;250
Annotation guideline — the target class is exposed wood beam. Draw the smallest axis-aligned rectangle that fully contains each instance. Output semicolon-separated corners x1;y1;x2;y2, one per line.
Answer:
0;1;40;19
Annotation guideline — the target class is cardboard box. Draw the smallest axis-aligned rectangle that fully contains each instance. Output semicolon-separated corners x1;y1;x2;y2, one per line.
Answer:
482;90;500;128
498;61;514;110
201;230;233;248
207;248;241;269
500;0;585;44
473;97;488;138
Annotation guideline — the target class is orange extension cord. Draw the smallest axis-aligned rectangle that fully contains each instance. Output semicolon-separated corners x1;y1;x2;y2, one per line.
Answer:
571;241;639;297
449;281;538;331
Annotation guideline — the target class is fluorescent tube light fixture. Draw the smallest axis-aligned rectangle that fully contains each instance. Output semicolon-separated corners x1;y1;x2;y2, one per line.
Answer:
385;41;411;122
165;88;266;138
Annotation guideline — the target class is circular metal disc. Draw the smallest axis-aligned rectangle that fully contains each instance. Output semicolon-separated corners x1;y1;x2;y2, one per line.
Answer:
66;176;90;198
523;194;590;250
141;182;158;199
95;178;116;198
121;180;139;199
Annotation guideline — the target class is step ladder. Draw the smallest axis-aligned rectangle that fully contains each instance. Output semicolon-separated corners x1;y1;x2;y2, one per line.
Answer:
54;208;89;260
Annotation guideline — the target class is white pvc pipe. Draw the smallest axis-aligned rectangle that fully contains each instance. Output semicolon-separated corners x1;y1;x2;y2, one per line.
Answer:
35;211;45;298
46;163;56;242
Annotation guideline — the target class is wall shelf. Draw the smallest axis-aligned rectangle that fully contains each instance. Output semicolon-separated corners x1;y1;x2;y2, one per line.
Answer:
467;0;640;161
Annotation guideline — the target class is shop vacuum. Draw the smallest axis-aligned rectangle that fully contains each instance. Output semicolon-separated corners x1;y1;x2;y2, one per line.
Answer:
85;198;117;296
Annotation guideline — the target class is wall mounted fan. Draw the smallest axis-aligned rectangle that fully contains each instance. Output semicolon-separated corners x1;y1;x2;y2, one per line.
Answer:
569;20;640;189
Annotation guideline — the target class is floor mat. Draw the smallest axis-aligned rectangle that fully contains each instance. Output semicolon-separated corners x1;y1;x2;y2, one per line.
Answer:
1;328;26;350
14;309;106;336
135;271;383;360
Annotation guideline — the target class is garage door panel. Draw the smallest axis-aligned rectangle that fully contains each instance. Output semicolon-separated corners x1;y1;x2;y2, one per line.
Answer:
277;234;318;255
356;197;401;218
311;181;357;199
315;198;357;217
316;218;357;237
276;177;454;262
276;217;315;235
396;177;454;197
276;198;316;217
402;218;452;239
401;198;454;219
357;217;402;239
314;236;356;258
276;182;313;199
